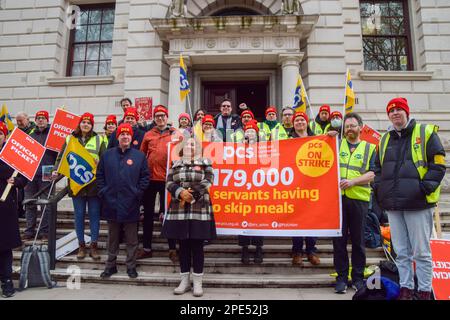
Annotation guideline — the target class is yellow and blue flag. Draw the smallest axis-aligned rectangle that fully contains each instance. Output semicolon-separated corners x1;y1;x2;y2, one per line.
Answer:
0;104;15;132
293;75;308;113
345;69;355;114
179;54;190;102
57;136;97;196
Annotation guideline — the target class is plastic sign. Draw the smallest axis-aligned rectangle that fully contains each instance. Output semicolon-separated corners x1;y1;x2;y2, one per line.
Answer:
431;239;450;300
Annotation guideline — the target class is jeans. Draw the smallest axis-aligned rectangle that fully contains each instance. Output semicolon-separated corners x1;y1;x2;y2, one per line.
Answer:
387;208;434;292
72;196;101;243
333;196;367;282
24;179;52;236
292;237;317;255
179;239;204;274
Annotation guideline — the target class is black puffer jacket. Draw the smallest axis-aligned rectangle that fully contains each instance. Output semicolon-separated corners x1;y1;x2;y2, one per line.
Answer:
373;119;446;211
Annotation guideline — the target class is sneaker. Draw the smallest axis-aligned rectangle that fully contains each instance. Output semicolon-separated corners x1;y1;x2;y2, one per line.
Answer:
335;280;348;294
100;266;118;279
127;268;138;279
136;248;152;260
351;280;365;291
1;280;15;298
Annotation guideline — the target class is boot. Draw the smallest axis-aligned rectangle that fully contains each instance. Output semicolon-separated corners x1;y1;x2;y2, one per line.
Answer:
241;246;250;264
254;246;263;264
307;253;321;266
417;290;431;300
192;273;203;297
89;242;101;260
173;272;191;295
292;253;303;266
77;242;86;260
397;287;414;300
168;249;178;263
1;279;15;298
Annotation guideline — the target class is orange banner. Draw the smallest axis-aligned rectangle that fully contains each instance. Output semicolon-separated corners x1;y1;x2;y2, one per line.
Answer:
360;124;381;146
0;128;46;181
431;239;450;300
45;108;81;152
168;136;342;237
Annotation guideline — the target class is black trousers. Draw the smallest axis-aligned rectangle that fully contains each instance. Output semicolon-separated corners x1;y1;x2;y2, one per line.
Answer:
333;196;368;282
238;236;263;247
179;239;204;274
142;181;176;250
0;250;13;282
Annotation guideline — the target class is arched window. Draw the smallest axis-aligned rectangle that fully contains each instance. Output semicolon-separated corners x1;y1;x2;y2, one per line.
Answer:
211;7;261;16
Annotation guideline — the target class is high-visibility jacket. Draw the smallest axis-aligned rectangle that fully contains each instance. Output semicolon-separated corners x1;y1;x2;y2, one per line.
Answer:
339;139;376;202
66;134;102;161
310;121;331;135
378;123;441;204
258;122;289;141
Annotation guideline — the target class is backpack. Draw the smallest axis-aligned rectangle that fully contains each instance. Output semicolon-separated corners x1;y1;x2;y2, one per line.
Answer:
365;209;382;248
19;244;56;290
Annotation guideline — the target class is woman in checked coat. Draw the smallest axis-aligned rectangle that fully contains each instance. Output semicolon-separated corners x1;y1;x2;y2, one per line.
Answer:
162;137;216;298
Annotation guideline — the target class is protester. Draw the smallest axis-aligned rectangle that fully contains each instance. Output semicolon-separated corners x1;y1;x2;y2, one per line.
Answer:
334;112;376;294
373;97;446;300
214;99;241;142
120;98;132;112
238;120;264;264
231;110;264;142
178;112;193;137
23;111;58;241
162;137;216;297
102;115;117;147
258;106;288;141
281;106;295;136
310;105;331;135
329;111;343;134
53;113;106;260
200;115;221;142
194;109;206;124
108;107;145;150
97;123;149;279
15;111;36;134
118;98;154;131
0;122;27;298
289;112;320;266
138;105;182;261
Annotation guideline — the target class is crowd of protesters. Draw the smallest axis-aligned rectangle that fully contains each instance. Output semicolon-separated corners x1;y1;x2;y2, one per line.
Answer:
0;96;446;300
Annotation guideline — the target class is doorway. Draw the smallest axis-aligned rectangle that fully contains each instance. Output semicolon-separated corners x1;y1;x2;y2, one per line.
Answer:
202;81;269;121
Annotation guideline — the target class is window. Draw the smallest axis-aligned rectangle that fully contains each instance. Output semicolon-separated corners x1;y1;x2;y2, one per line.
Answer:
67;4;115;76
360;1;412;71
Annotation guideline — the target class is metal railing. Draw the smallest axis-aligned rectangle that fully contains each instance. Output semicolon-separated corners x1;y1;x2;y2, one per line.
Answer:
22;176;68;270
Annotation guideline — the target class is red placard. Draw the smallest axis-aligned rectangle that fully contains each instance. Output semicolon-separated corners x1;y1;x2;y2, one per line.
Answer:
431;239;450;300
360;124;381;146
135;97;153;121
45;109;81;152
0;128;46;181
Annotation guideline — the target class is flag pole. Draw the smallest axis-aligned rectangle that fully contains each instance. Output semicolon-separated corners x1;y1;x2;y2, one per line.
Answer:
340;68;349;141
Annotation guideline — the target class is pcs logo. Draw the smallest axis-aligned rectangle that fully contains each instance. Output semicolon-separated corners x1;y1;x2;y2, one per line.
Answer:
67;152;94;184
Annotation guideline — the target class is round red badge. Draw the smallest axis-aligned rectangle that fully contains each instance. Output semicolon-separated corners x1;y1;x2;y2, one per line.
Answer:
133;140;138;145
127;159;133;165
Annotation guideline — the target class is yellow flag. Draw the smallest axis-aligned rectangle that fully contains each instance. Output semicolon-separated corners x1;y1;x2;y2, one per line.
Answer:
293;75;308;113
345;69;355;114
57;136;97;196
0;104;15;132
179;54;190;102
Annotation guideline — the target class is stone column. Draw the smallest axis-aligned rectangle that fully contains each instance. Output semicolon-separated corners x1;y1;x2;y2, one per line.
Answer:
278;54;303;110
164;54;190;122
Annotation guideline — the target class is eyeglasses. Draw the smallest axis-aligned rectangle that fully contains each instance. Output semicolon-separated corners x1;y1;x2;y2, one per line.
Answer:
344;124;359;129
154;114;167;119
221;105;232;108
283;113;294;117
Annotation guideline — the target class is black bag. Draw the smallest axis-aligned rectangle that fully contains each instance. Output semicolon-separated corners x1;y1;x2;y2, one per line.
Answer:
19;244;56;290
365;210;382;248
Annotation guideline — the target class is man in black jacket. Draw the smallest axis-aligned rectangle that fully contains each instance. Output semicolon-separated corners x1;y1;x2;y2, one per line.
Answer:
23;111;58;241
373;97;446;300
214;98;241;142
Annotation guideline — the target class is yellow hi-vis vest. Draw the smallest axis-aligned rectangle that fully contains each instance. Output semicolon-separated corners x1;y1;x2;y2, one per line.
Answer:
378;123;441;204
310;121;331;135
258;122;288;141
66;135;101;161
339;139;376;202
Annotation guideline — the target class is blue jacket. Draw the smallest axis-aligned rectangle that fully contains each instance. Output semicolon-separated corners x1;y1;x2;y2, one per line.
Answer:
97;147;149;223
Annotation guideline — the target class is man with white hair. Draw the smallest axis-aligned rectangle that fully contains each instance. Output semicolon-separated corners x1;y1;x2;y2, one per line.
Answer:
15;112;36;135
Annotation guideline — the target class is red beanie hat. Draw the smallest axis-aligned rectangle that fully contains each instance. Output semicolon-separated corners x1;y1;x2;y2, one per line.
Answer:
178;112;191;123
116;123;133;138
153;105;168;118
123;107;138;120
293;112;309;124
244;120;259;133
35;110;49;121
241;110;254;119
330;111;343;119
105;115;117;125
0;121;8;137
202;114;215;127
386;97;409;116
265;106;277;117
80;112;94;125
319;105;331;115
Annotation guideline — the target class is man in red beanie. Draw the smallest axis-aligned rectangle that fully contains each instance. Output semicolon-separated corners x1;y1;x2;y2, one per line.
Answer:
23;110;58;241
108;107;145;150
328;111;343;136
139;105;182;261
310;104;331;135
97;122;149;279
258;106;288;141
373;97;446;300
